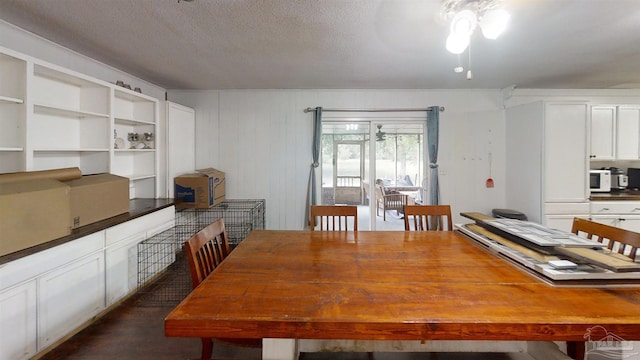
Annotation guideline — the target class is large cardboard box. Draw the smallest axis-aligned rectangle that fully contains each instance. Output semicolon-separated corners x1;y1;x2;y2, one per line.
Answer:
0;179;71;256
174;168;225;208
65;174;130;229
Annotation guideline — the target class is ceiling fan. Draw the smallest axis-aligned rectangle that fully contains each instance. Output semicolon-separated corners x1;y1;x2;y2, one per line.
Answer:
376;125;386;141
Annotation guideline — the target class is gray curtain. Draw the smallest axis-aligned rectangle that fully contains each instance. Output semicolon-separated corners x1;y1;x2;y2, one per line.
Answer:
305;107;322;228
427;106;440;206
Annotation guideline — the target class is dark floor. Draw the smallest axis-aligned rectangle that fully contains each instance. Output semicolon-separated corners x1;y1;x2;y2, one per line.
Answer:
36;253;530;360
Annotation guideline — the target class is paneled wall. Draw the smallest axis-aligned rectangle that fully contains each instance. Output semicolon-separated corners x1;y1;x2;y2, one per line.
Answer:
168;89;507;230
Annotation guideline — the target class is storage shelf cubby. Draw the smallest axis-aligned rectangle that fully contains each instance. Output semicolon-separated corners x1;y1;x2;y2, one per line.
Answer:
0;46;158;198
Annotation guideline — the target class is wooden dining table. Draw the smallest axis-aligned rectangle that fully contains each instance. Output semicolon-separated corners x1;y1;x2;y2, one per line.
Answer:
164;230;640;359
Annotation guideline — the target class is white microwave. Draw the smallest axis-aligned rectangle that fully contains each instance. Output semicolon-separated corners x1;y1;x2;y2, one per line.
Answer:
590;169;611;193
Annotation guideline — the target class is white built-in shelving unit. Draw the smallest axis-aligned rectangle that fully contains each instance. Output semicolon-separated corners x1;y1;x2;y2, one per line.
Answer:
0;46;159;199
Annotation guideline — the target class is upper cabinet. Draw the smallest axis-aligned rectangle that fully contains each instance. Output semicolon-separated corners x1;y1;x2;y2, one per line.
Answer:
589;105;640;161
0;51;27;173
616;106;640;160
112;89;158;199
30;64;111;174
590;106;616;160
0;46;159;199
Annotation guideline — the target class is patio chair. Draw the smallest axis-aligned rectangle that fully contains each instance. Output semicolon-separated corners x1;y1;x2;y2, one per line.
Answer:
375;184;407;221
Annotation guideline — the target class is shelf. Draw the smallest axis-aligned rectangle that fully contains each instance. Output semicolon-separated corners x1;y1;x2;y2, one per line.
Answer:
114;117;155;126
34;104;109;118
0;95;23;104
34;64;105;88
33;148;109;152
121;174;156;182
114;89;155;102
115;148;155;152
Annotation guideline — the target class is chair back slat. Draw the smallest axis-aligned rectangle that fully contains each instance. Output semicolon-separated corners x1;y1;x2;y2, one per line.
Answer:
404;205;453;231
572;217;640;261
310;205;358;231
184;219;230;289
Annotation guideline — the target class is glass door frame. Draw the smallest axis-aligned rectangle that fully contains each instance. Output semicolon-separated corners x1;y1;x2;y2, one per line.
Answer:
367;120;427;230
321;116;427;230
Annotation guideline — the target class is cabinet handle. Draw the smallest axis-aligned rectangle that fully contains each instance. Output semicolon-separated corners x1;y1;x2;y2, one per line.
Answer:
633;208;640;212
619;218;626;222
600;208;610;211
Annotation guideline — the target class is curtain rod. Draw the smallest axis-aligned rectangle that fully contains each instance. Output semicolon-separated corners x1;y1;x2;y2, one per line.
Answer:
303;107;444;113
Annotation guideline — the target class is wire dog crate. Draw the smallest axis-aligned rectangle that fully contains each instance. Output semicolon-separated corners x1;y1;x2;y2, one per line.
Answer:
174;199;266;249
137;199;265;306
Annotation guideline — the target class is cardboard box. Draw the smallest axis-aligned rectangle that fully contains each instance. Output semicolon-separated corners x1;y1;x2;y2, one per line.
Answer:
65;174;130;228
0;179;71;256
174;168;225;208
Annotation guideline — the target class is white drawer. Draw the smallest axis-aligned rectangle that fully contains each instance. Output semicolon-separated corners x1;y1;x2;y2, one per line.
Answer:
590;201;640;214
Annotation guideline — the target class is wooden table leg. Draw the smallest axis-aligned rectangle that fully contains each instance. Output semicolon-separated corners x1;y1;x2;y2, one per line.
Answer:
566;341;585;360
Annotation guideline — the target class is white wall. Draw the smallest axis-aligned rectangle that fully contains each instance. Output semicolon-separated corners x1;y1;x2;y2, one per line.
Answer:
168;89;507;230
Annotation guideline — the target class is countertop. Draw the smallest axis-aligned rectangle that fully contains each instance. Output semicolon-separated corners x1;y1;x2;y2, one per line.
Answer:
0;198;175;265
590;190;640;201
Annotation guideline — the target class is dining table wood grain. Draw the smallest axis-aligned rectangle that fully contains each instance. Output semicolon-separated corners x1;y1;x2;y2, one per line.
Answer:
164;230;640;355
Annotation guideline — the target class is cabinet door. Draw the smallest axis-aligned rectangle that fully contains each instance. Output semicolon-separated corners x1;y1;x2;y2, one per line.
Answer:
166;101;196;198
0;281;37;360
590;106;616;160
544;103;589;202
105;232;145;307
617;107;640;160
37;251;105;350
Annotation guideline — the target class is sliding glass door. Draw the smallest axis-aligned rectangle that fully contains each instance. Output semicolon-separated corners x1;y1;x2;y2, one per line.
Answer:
321;120;425;230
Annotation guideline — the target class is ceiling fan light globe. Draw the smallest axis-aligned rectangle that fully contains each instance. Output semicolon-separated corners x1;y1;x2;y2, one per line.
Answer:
480;9;510;39
446;33;469;54
450;9;477;36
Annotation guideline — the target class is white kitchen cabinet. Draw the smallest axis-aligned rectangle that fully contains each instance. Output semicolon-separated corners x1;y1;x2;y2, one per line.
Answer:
0;45;160;199
589;106;616;160
590;201;640;233
104;206;174;306
165;101;196;198
37;250;105;350
506;102;589;225
589;105;640;161
0;205;175;359
104;232;145;307
616;106;640;160
0;281;37;360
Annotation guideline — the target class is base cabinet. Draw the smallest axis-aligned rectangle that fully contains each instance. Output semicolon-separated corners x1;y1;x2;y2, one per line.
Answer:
105;233;145;307
0;205;175;360
0;281;37;360
37;252;105;350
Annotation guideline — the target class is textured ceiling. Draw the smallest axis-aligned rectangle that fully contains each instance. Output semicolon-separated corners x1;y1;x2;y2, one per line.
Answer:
0;0;639;90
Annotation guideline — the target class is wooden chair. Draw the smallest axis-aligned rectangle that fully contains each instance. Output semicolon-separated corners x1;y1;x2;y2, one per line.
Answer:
404;204;453;231
571;217;640;261
375;184;408;221
310;205;358;231
184;219;261;359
